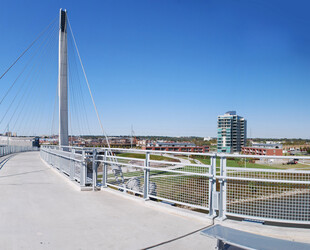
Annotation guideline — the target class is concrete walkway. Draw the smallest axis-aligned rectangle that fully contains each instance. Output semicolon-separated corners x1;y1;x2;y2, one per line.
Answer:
0;152;215;250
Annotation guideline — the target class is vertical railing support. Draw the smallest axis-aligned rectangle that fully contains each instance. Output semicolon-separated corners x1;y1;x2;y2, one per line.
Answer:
50;148;53;166
92;149;97;191
80;150;86;187
143;152;150;200
70;149;75;180
102;149;108;188
218;157;227;220
208;155;217;217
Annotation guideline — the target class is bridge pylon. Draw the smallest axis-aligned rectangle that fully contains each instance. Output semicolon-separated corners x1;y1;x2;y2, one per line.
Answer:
58;9;68;147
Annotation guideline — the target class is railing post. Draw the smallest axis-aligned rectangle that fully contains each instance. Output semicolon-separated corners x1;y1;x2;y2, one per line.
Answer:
208;155;217;217
102;149;108;188
80;150;86;187
51;148;54;166
57;147;61;170
143;152;150;200
218;157;227;220
92;149;97;191
50;147;52;165
70;149;75;180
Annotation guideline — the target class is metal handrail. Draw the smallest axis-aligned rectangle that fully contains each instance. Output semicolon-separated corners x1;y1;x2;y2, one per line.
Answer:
40;145;310;225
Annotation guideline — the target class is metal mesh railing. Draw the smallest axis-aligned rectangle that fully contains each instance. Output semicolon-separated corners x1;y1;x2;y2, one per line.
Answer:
73;160;82;182
147;159;211;210
225;167;310;223
148;168;210;210
40;147;90;184
96;152;212;210
227;167;310;181
105;161;145;195
0;145;38;158
40;146;310;225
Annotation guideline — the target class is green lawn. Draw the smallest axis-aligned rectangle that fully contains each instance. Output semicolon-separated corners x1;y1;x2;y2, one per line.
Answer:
225;159;281;169
116;153;180;162
195;158;211;165
192;156;281;169
179;156;196;164
175;165;209;174
271;163;310;170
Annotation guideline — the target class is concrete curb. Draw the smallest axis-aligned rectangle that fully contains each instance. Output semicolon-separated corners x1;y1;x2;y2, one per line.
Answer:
216;219;310;244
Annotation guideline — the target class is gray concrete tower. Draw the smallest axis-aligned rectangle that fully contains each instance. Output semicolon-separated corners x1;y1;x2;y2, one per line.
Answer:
58;9;68;147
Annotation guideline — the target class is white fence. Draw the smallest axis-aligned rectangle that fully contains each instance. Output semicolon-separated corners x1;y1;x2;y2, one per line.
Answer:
40;145;310;225
0;145;38;157
223;166;310;224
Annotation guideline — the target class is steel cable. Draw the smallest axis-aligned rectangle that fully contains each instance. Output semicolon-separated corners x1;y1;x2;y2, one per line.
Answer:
67;17;112;148
0;17;57;80
2;22;58;132
9;23;58;135
67;31;91;135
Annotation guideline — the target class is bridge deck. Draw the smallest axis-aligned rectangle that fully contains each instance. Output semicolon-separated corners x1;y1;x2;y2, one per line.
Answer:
0;152;215;250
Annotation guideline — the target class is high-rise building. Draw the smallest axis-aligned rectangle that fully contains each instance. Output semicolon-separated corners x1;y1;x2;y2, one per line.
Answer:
217;111;247;153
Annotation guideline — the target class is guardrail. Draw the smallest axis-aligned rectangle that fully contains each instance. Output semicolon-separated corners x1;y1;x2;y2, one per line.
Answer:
40;145;310;225
0;145;39;157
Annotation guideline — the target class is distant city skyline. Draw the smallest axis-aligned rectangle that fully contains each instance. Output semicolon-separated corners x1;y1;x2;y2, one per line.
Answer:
0;0;309;138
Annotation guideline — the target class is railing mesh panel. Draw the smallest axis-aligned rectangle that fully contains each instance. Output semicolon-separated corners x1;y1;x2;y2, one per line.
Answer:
149;169;210;209
226;168;310;222
106;162;144;194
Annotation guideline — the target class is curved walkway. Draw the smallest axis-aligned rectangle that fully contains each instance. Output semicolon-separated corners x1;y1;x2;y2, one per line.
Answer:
0;152;215;250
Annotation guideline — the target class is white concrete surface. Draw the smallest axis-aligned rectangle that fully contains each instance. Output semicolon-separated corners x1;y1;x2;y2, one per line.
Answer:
0;152;215;250
1;152;309;250
218;219;310;244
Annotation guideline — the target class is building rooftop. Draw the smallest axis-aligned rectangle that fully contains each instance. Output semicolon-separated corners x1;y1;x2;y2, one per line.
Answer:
250;143;283;149
157;142;196;147
225;111;236;115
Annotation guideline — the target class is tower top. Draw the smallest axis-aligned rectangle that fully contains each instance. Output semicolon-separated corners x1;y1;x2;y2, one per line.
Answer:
59;9;67;33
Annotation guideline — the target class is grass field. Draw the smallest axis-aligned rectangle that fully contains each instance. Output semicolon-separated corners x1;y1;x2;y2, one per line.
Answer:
270;163;310;170
116;153;180;162
97;154;310;184
193;156;310;170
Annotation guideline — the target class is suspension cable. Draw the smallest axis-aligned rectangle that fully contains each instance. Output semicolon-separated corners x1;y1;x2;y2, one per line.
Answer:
67;32;91;135
50;84;58;136
0;21;57;106
67;17;112;148
8;23;58;135
30;25;59;136
0;17;57;80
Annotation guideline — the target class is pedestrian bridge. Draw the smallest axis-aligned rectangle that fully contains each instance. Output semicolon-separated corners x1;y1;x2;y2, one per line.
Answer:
0;151;216;249
0;151;310;249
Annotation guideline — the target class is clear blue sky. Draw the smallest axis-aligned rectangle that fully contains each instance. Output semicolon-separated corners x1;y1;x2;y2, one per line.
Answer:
0;0;309;138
